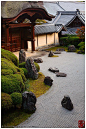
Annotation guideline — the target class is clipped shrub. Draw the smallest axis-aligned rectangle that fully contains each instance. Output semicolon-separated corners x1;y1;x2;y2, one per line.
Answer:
1;58;18;74
11;92;22;106
20;68;28;78
17;68;26;82
1;48;19;67
34;62;40;72
1;74;25;94
60;35;81;48
1;92;12;110
1;69;13;75
19;62;26;68
78;42;85;52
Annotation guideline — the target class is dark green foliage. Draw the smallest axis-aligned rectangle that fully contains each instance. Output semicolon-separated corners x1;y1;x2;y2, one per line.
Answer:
1;48;19;67
60;35;81;48
20;68;28;78
78;42;85;53
1;74;25;94
34;62;40;72
1;69;13;75
11;92;22;106
19;62;26;68
1;93;12;110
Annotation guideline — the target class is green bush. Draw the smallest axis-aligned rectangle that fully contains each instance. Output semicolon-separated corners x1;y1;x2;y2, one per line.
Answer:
17;68;26;82
1;74;25;94
60;35;81;48
34;62;40;72
19;62;26;68
11;92;22;106
1;48;19;67
1;92;12;110
20;68;28;78
1;58;18;74
78;42;85;52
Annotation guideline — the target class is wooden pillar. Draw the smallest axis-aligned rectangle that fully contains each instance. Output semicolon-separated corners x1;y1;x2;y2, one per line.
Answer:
31;23;35;52
5;24;9;43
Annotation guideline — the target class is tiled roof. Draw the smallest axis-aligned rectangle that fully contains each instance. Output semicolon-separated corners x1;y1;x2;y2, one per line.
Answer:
35;24;66;35
58;1;85;12
62;27;80;35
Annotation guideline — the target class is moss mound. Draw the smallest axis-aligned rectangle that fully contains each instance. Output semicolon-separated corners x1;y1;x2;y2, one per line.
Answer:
11;92;22;106
20;68;28;78
1;48;19;67
34;62;40;72
1;74;25;94
1;93;12;110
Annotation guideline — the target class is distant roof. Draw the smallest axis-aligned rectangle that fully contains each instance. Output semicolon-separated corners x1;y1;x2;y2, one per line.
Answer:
58;1;85;12
62;27;80;35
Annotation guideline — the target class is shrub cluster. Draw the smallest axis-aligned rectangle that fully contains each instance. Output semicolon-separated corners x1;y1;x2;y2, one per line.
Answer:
78;42;85;54
60;35;81;48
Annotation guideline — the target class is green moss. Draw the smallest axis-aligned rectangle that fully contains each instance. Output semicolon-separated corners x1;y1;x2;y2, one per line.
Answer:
26;72;50;98
19;62;26;68
11;92;22;106
1;58;18;74
1;48;19;67
34;62;40;72
1;74;25;94
1;69;13;75
1;93;12;110
17;68;26;82
20;68;28;78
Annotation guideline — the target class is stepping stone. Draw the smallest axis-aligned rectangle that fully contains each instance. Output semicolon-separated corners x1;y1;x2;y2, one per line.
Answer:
48;67;59;73
54;51;61;54
56;72;67;77
61;95;73;111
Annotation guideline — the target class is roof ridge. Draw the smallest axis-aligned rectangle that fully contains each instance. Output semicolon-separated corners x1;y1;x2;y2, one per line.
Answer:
52;13;61;24
56;2;65;11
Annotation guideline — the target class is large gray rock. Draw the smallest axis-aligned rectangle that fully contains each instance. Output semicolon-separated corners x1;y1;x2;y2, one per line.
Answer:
19;49;26;63
22;91;37;113
44;76;53;86
25;58;38;80
68;45;76;52
61;95;73;111
56;72;67;77
48;67;59;73
48;51;54;57
34;58;43;63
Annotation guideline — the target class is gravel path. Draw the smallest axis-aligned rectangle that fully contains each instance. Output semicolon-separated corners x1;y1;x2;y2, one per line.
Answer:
16;52;85;128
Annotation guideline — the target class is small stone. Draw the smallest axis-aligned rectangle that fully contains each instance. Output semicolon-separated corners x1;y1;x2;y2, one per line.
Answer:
48;67;59;73
68;45;76;52
44;76;53;86
19;49;26;63
54;51;61;54
34;58;43;63
48;51;54;57
56;72;67;77
61;95;73;111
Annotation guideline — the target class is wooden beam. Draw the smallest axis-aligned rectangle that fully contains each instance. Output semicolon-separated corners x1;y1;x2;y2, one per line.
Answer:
9;23;31;28
31;23;35;51
5;25;9;43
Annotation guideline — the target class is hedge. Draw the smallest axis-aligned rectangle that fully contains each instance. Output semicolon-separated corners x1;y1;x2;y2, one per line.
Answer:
1;48;19;67
60;35;81;48
1;92;12;110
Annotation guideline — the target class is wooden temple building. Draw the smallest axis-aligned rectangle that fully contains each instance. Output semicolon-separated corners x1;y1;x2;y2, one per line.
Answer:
1;1;54;52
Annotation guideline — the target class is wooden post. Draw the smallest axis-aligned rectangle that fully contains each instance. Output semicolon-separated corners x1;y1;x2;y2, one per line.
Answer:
5;24;9;43
31;23;35;52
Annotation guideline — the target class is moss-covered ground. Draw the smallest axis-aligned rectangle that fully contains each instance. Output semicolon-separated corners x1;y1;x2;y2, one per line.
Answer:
46;46;68;52
26;72;50;98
